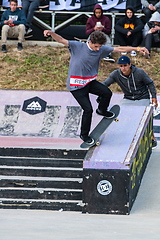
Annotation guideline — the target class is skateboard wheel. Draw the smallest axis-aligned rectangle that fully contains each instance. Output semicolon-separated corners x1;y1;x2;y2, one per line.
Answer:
114;118;119;122
96;141;100;146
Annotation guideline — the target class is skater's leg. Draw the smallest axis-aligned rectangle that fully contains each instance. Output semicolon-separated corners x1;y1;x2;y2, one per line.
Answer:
71;86;93;140
89;80;114;118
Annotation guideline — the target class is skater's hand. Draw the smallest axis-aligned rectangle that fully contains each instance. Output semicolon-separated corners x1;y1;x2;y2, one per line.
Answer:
152;98;158;108
137;47;149;55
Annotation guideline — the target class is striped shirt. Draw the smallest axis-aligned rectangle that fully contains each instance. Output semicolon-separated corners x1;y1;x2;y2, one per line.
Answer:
67;41;113;91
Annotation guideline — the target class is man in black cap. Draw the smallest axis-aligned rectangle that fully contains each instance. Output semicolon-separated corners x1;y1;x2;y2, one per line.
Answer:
100;55;158;149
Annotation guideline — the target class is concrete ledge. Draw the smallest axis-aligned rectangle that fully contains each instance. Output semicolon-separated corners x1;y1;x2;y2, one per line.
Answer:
1;40;160;51
82;106;153;214
0;40;65;47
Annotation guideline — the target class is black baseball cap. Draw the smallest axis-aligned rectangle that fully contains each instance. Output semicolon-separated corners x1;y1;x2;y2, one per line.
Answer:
117;56;130;64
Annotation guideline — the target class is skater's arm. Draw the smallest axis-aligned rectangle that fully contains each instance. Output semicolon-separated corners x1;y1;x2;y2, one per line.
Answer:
44;30;69;46
102;71;116;87
112;46;149;55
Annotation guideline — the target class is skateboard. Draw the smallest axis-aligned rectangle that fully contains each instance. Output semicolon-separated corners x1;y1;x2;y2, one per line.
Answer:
80;105;120;149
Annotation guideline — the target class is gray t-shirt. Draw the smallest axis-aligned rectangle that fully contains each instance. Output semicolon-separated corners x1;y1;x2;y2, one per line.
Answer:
67;41;113;91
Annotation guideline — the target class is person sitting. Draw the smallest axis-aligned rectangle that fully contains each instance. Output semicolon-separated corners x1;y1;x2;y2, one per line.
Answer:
22;0;40;34
143;11;160;58
141;0;160;22
101;56;158;149
115;6;143;57
86;3;115;63
1;0;26;53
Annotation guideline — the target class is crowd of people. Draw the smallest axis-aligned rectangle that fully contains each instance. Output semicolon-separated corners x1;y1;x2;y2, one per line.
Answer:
86;2;160;60
0;1;159;149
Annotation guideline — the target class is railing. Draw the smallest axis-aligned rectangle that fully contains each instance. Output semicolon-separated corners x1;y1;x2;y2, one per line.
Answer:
33;10;144;44
0;7;144;44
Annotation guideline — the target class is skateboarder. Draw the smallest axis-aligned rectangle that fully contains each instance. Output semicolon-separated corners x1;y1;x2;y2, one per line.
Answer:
44;30;149;145
101;55;158;149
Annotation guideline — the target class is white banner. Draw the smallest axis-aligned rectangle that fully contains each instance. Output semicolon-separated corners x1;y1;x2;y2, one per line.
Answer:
3;0;127;11
49;0;127;11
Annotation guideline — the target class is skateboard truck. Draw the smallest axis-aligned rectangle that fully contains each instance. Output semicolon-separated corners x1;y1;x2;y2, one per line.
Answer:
80;105;120;149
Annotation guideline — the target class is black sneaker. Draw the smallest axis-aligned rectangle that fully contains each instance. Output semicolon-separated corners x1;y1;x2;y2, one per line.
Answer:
103;55;115;63
17;42;23;51
80;135;94;145
96;108;115;118
1;44;7;53
152;139;157;149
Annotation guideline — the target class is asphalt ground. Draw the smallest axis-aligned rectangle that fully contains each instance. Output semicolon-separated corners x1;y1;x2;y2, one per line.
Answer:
0;142;160;240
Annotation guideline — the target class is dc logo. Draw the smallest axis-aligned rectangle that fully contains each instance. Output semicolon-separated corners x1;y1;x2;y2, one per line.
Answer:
97;180;112;196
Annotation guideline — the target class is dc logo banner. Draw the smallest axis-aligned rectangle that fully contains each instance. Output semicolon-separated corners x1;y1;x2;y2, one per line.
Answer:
97;180;112;196
49;0;81;10
22;96;47;115
101;0;126;10
49;0;126;10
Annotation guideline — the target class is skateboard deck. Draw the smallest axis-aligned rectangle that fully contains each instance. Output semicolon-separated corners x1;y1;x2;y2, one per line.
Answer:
80;105;120;149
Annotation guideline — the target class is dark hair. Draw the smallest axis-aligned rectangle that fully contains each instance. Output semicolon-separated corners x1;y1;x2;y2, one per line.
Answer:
126;6;134;13
90;31;107;45
10;0;18;4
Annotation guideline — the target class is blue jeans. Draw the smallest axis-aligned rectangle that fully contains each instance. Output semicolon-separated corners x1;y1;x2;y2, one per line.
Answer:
22;0;40;28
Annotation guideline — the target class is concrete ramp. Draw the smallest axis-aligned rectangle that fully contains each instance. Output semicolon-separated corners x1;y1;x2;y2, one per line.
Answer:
0;89;159;149
0;90;84;149
0;90;159;214
0;89;117;149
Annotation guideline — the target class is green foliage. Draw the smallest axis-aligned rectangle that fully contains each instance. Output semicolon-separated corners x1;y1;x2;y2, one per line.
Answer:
2;56;18;63
0;46;160;93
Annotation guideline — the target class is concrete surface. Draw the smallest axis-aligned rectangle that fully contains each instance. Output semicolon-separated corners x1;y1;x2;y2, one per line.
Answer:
0;40;65;47
0;143;160;240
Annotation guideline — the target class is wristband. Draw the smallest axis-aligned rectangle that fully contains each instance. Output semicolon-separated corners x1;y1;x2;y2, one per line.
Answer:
137;47;140;52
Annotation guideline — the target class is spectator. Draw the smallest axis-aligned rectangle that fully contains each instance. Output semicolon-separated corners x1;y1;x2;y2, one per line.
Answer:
86;3;115;63
101;55;158;149
143;11;160;58
22;0;40;34
141;0;160;22
115;6;143;57
1;0;26;53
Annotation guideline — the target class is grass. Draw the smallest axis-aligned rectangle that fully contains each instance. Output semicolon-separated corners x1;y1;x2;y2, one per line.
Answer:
0;45;160;93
